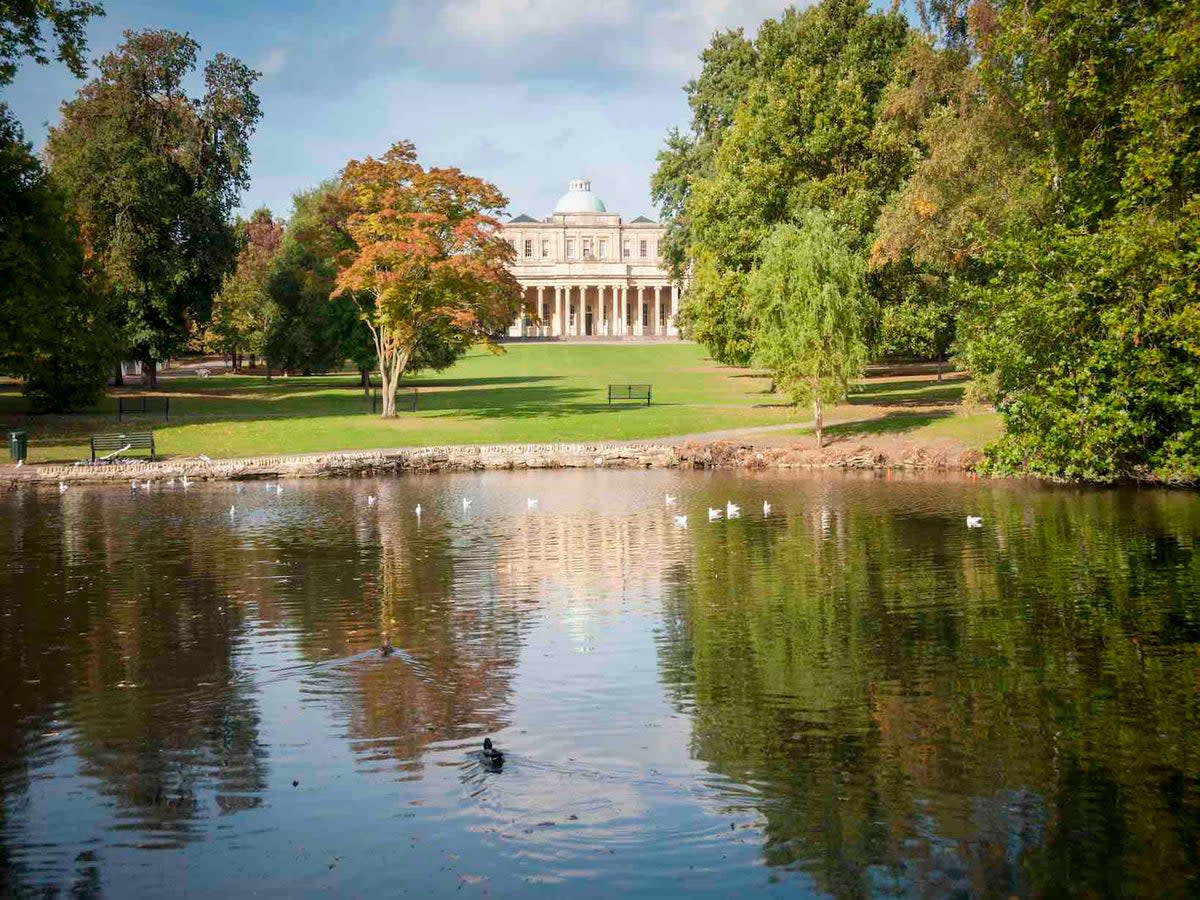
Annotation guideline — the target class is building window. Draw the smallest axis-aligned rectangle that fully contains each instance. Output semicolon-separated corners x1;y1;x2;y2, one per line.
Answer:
582;237;593;258
623;240;631;258
566;238;575;258
642;304;649;326
598;238;608;259
639;240;648;258
523;239;533;258
541;239;550;258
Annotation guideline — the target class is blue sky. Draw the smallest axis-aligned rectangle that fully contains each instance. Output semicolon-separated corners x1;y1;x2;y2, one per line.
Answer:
5;0;823;222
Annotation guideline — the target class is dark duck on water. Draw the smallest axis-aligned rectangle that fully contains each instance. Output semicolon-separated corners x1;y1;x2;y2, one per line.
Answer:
480;737;504;770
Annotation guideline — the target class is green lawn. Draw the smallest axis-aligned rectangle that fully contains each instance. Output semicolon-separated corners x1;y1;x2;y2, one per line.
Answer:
2;344;809;463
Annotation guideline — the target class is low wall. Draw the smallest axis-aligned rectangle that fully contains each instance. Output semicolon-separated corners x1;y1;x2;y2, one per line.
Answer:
1;440;980;485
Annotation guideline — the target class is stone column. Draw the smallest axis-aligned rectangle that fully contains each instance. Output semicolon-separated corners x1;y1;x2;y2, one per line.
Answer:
634;286;643;336
555;285;564;337
615;286;624;336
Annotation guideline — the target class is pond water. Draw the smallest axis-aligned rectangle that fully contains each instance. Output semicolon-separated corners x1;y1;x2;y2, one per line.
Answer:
1;470;1197;897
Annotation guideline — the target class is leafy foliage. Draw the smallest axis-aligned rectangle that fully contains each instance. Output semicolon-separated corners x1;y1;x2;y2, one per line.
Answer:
333;141;524;417
46;29;260;384
746;216;874;446
0;106;116;410
0;0;104;85
209;208;283;366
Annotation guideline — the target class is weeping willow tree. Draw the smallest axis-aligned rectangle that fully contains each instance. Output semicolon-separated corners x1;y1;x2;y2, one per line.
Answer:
747;215;874;447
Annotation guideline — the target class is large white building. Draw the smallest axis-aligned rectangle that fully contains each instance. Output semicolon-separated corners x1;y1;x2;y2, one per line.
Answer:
502;180;679;339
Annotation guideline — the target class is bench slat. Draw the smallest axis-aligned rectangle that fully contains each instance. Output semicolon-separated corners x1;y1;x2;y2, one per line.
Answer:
90;431;156;461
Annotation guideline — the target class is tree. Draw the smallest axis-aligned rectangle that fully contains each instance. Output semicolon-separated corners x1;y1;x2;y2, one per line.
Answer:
956;0;1200;482
0;106;117;410
210;208;282;370
46;29;261;387
746;216;874;447
333;141;524;417
1;0;104;86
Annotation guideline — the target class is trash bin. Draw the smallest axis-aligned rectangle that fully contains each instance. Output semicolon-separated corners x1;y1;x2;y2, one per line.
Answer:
9;431;27;463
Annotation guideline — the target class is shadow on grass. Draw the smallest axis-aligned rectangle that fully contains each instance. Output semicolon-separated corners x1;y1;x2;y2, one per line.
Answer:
825;409;955;443
848;378;966;408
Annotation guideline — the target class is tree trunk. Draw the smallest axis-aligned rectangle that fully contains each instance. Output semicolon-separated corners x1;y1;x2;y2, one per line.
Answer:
936;352;944;383
813;397;823;448
143;357;157;389
113;363;124;387
361;368;371;396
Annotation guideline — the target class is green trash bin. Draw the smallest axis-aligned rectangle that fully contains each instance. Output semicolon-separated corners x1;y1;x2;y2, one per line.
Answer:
9;431;27;463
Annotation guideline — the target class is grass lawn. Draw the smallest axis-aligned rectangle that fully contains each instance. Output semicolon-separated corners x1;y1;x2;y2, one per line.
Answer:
1;346;1000;464
1;343;809;463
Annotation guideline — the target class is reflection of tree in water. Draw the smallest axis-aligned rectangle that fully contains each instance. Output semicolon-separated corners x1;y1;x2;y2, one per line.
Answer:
659;484;1200;896
342;503;526;768
0;491;268;894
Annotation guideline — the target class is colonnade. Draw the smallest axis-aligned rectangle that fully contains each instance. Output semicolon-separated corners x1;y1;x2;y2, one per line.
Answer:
509;283;679;338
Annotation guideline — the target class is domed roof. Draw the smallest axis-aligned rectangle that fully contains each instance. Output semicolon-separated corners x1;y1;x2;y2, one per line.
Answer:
554;179;607;214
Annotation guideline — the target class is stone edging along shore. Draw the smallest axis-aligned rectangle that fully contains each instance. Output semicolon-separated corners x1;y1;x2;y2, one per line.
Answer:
1;440;981;485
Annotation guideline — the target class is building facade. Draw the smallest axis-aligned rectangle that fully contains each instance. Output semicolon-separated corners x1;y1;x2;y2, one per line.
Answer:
502;180;678;339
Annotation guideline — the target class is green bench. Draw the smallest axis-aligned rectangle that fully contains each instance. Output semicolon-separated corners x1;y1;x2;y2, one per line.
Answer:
90;431;156;462
608;384;652;406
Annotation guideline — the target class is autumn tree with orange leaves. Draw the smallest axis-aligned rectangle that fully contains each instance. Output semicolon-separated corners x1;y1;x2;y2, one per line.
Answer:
333;142;524;417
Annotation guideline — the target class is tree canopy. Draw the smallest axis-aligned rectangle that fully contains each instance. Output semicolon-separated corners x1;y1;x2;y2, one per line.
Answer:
46;29;260;386
333;141;524;417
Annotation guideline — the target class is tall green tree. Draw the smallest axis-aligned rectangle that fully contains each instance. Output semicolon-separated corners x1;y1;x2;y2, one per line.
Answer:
209;208;282;370
746;215;874;447
0;107;117;410
46;29;261;387
958;0;1200;481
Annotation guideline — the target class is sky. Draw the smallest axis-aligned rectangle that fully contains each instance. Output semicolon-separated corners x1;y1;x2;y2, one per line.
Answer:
4;0;818;222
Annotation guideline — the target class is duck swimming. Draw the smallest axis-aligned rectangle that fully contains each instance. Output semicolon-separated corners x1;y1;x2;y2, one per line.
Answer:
480;737;504;769
380;638;395;657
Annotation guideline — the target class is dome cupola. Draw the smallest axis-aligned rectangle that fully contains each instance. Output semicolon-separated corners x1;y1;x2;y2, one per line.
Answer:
553;179;607;214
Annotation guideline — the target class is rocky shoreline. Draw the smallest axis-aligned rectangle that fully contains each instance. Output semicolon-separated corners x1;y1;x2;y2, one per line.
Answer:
1;439;981;485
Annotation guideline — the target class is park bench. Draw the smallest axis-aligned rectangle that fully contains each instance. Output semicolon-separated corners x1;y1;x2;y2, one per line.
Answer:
90;431;156;462
370;388;418;414
118;396;170;421
608;384;652;406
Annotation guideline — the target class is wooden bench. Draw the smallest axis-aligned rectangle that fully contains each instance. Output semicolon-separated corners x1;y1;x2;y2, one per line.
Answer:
118;396;169;421
608;384;652;406
90;431;156;462
370;388;418;414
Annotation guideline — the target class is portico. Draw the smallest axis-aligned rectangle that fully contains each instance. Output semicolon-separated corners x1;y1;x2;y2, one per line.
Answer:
502;180;679;339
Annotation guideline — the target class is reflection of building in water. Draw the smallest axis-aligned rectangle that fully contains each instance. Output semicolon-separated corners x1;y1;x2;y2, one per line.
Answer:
491;512;690;603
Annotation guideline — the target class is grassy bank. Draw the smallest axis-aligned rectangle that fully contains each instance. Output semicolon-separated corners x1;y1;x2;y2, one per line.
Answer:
0;344;996;463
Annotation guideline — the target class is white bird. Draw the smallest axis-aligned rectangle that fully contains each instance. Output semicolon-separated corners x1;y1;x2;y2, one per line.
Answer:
367;495;377;506
414;503;422;516
58;481;68;494
527;498;539;509
166;478;175;486
181;475;191;489
229;504;236;517
966;516;983;528
673;514;688;528
235;484;244;494
130;480;139;492
708;507;722;521
763;500;772;516
665;495;677;506
198;454;212;464
726;501;740;518
143;480;152;489
275;484;283;495
263;483;272;492
462;497;471;510
14;459;22;468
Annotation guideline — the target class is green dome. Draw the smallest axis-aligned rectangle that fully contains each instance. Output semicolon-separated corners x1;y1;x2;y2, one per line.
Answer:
554;179;607;213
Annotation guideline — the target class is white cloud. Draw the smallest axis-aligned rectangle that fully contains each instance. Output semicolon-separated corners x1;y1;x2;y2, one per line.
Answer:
440;0;634;46
256;47;288;78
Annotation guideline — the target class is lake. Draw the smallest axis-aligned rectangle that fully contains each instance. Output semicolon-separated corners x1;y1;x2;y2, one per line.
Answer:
1;470;1197;897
